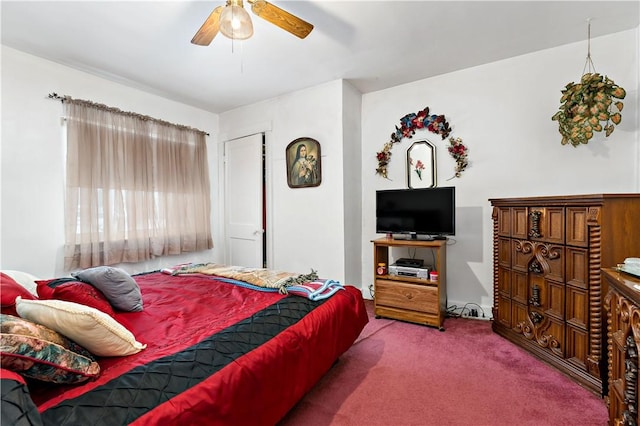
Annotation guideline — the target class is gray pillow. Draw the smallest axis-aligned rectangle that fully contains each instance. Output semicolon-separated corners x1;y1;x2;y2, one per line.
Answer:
72;266;143;312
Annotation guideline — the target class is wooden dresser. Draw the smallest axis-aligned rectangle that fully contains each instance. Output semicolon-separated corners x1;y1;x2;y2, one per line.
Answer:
604;268;640;426
490;194;640;395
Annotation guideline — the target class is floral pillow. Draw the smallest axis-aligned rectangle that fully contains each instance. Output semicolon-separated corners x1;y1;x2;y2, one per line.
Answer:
0;314;100;384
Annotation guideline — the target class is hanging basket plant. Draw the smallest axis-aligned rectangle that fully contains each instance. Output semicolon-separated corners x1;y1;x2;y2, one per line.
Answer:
551;72;626;147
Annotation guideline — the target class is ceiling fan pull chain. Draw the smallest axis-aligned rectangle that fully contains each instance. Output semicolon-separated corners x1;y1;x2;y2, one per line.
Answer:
240;40;245;74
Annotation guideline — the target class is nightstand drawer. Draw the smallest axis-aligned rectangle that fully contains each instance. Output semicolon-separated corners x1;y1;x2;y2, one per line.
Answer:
376;279;438;314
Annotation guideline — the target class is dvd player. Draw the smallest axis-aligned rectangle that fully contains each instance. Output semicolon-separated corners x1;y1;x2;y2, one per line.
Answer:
395;258;424;268
389;264;431;279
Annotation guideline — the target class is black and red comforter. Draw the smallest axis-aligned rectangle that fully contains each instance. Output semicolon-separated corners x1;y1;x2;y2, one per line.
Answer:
2;272;369;425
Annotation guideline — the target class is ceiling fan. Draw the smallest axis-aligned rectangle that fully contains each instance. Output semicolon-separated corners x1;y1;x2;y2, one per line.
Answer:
191;0;314;45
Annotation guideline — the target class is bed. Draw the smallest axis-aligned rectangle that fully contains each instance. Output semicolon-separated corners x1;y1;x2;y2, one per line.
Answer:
0;265;369;425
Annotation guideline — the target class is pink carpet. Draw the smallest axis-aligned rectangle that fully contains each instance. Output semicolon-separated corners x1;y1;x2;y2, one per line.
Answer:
279;300;608;426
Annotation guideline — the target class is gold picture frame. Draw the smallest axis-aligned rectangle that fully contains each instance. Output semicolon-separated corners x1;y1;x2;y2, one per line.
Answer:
286;138;321;188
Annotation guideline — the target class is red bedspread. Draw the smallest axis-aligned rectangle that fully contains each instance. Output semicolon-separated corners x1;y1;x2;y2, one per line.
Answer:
25;272;368;425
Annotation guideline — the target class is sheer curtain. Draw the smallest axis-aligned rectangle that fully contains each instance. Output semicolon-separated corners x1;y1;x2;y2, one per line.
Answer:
63;98;213;270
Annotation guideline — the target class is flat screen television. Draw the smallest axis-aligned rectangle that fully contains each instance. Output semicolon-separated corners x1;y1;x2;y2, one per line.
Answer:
376;186;455;240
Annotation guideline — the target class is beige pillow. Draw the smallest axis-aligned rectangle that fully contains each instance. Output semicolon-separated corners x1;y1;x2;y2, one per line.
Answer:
15;297;146;357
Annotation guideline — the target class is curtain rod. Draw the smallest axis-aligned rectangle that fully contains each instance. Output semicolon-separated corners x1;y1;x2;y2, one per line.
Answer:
47;92;210;137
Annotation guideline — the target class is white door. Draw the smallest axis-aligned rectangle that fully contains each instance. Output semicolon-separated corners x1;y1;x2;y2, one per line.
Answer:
224;134;264;268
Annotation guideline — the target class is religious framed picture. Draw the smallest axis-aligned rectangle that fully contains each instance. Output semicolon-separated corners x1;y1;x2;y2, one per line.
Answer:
286;137;322;188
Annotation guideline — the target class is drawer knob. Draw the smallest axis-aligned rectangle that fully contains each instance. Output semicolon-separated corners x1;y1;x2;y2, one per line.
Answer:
529;284;541;307
529;259;543;274
530;311;543;324
528;210;542;238
405;292;414;300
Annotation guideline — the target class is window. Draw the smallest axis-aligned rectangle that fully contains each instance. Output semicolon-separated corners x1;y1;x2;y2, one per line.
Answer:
63;98;212;270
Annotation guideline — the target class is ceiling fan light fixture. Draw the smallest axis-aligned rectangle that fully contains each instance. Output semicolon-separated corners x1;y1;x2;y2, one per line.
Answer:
190;0;313;46
219;3;254;40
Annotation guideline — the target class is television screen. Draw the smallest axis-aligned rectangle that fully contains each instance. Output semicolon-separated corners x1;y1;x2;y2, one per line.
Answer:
376;186;455;238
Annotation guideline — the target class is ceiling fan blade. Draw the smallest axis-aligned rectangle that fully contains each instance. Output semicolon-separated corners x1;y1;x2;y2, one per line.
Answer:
249;0;313;39
191;6;223;46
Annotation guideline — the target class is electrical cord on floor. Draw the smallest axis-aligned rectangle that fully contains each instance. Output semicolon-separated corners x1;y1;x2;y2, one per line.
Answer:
368;284;375;298
446;302;490;319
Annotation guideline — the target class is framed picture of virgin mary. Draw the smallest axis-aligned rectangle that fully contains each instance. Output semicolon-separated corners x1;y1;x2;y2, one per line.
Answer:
286;138;321;188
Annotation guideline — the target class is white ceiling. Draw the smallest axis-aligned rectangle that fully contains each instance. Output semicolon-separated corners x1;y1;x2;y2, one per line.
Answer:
2;1;638;114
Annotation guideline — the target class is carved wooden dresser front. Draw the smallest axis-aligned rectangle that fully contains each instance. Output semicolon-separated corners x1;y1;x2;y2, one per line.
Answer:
490;194;640;395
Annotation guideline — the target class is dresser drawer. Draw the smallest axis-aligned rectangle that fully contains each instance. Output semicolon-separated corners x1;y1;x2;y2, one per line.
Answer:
514;206;564;244
566;207;589;247
375;279;438;314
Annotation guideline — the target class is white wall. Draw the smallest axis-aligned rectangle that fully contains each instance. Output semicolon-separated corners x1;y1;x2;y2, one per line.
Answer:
0;46;222;279
361;29;639;313
341;81;363;287
2;29;638;316
218;80;351;283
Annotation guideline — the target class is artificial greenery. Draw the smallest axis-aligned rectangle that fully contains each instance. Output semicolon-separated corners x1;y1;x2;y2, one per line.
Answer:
376;107;469;180
447;137;468;179
551;72;626;147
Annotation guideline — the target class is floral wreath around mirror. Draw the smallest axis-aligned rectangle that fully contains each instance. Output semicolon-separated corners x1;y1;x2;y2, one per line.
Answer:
376;106;469;180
